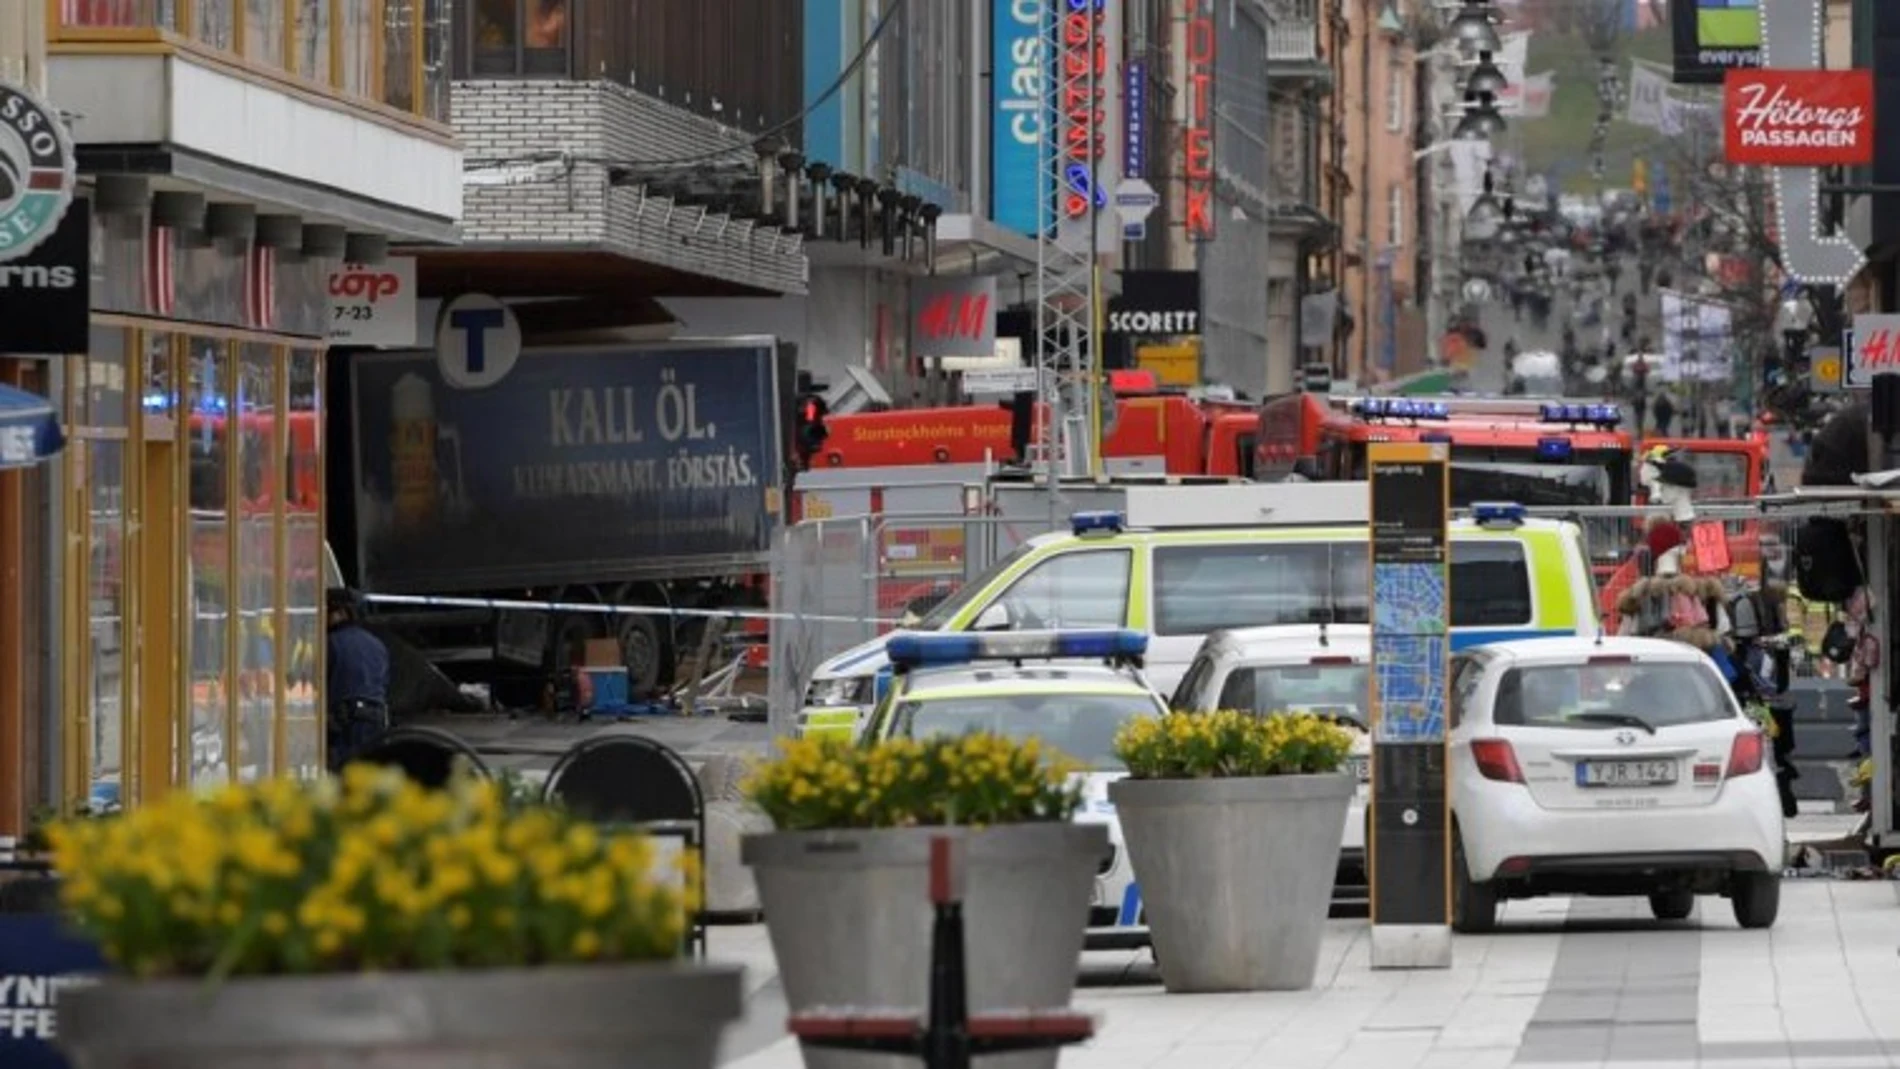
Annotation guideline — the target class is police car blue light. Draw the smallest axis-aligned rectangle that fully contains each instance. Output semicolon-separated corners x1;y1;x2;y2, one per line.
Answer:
1539;402;1621;427
1471;501;1527;528
1352;398;1449;421
885;630;1149;669
1536;436;1574;461
1071;510;1125;536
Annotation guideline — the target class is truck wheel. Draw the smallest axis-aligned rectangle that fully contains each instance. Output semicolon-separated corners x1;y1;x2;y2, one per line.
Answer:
617;614;666;695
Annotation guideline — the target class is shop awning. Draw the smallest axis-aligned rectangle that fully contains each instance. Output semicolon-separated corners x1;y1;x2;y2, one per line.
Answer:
0;383;66;469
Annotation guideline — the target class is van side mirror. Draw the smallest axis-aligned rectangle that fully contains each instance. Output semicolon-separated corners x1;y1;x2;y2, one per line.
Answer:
973;603;1010;632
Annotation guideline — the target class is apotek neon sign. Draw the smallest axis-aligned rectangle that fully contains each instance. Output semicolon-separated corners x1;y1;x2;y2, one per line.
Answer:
1182;0;1215;240
1060;0;1108;221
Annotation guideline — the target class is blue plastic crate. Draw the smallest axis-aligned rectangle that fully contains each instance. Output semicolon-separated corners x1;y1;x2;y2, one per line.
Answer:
581;667;631;710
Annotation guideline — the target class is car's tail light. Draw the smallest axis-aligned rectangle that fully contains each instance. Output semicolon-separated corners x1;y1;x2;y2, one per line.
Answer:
1471;738;1525;784
1726;730;1766;778
1310;656;1356;666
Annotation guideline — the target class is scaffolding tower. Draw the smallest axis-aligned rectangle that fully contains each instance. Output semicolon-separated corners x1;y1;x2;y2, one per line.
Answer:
1033;0;1104;480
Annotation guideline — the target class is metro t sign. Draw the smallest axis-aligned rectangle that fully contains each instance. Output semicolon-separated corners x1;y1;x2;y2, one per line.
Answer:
1723;68;1874;167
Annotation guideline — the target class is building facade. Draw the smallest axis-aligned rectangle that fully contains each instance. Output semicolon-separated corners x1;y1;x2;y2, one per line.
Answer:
1336;0;1420;384
1;3;461;833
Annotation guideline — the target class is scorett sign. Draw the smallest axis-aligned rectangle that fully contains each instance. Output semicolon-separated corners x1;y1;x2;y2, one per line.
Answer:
1106;270;1201;338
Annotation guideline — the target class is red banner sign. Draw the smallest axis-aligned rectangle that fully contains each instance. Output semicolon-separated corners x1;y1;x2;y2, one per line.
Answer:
1182;0;1214;240
1723;69;1874;167
1060;1;1106;221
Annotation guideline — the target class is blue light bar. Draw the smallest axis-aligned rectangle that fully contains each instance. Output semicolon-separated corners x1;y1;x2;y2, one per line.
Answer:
1536;436;1574;461
1471;501;1527;527
1538;402;1622;427
885;630;1150;669
1352;398;1450;421
1071;511;1125;536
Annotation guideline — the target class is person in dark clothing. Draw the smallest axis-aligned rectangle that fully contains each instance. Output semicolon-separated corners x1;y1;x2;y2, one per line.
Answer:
326;587;391;772
1652;391;1676;437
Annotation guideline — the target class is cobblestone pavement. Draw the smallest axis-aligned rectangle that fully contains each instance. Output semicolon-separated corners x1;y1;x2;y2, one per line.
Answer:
712;879;1900;1069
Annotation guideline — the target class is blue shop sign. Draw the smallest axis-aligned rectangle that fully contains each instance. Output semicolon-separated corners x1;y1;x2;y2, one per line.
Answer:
0;914;107;1069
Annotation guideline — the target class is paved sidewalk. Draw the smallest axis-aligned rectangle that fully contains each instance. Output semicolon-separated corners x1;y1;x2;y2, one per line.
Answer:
713;880;1900;1069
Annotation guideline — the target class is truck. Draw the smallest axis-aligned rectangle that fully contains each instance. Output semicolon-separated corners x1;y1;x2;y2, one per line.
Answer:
337;338;793;698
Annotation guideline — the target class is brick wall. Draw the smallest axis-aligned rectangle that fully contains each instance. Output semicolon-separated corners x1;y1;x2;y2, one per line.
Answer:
453;80;807;295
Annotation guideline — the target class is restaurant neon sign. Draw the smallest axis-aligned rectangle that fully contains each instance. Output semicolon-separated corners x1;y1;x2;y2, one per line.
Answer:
1182;0;1215;240
1060;0;1108;221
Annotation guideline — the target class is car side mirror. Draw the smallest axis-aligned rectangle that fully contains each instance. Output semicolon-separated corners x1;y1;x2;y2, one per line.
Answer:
973;603;1010;632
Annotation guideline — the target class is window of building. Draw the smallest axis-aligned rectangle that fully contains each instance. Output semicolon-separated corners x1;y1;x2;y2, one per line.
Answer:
469;0;571;77
974;550;1132;631
1388;183;1406;248
1385;70;1406;133
285;352;324;778
186;337;233;787
234;344;280;783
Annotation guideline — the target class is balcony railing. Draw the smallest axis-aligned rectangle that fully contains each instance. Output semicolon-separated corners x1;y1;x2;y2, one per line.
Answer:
1266;20;1318;63
49;0;450;125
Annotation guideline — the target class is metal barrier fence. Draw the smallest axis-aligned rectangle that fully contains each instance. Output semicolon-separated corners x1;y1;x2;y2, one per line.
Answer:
767;515;1038;738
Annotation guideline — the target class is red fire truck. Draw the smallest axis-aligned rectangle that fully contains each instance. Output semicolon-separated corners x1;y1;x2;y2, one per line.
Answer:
1254;393;1637;508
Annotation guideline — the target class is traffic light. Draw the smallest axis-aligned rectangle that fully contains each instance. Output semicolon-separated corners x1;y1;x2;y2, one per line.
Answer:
794;393;830;469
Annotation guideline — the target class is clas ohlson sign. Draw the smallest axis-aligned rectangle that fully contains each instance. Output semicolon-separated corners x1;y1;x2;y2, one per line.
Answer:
990;0;1053;237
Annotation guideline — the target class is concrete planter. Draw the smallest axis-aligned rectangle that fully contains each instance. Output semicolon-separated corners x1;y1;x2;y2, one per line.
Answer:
57;962;742;1069
1110;773;1355;993
743;823;1106;1069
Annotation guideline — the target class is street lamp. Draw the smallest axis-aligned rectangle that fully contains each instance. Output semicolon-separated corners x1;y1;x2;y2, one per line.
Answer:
1448;2;1503;53
1465;52;1509;97
1454;92;1507;140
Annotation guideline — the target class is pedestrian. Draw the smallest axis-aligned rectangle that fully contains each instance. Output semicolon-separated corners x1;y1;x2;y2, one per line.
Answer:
326;587;391;773
1652;391;1676;437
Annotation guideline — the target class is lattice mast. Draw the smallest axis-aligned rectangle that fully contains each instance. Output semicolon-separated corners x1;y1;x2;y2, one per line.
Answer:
1033;0;1102;480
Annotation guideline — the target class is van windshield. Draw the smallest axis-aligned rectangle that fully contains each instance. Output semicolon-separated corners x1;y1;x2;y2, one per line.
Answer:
913;542;1039;629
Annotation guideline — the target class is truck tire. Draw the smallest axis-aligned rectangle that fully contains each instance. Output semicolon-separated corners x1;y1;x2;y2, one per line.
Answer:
617;613;666;695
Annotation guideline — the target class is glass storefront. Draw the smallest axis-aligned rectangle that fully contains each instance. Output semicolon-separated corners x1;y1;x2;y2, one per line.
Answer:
64;326;327;802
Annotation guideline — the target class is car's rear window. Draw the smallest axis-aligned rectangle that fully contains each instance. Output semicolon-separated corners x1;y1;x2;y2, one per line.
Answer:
1217;664;1369;728
897;693;1156;770
1492;661;1735;730
1151;540;1534;636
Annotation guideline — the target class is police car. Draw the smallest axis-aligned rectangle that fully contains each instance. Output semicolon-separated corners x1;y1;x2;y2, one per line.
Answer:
862;629;1162;949
1169;624;1374;908
801;500;1601;742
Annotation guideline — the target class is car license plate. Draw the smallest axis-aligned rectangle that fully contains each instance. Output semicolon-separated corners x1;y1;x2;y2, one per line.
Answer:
1576;759;1678;787
1346;756;1371;782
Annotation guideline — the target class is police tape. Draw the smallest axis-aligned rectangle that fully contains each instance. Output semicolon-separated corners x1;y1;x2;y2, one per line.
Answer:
360;592;902;627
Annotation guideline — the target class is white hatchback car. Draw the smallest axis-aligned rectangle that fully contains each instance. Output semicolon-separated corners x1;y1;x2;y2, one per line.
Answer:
1449;637;1786;932
1169;625;1374;907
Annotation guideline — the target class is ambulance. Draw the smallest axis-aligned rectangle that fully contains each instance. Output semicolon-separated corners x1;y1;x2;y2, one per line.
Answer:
799;487;1602;739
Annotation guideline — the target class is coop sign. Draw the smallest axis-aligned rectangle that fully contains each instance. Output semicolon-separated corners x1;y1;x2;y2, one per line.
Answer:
1060;0;1108;221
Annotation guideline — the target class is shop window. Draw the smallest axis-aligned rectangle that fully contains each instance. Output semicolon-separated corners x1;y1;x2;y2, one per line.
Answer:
295;0;333;82
78;328;131;808
423;0;451;121
186;338;233;786
234;346;280;782
384;0;418;111
195;0;234;50
340;0;377;97
245;0;286;65
284;351;324;778
468;0;571;77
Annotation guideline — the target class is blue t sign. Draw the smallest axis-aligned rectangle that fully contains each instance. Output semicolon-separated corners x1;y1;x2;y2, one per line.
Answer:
436;295;520;390
450;306;506;375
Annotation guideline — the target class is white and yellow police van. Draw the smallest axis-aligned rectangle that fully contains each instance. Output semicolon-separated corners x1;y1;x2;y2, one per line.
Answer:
861;629;1162;948
801;499;1600;740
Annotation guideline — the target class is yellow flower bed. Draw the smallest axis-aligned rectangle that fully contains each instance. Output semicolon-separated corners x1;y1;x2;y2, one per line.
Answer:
48;765;696;978
1115;710;1355;779
745;734;1084;831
